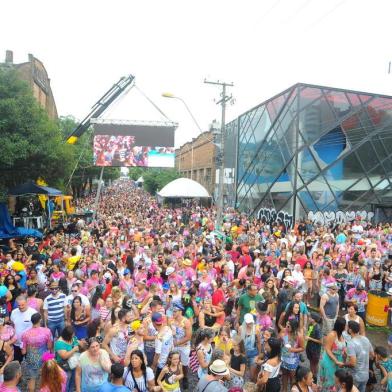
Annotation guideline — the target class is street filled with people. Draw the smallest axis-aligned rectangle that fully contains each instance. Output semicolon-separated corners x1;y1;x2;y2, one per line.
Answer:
1;180;392;392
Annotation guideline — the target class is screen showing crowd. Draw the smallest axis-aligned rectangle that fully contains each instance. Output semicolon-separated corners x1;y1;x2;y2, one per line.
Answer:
93;135;175;167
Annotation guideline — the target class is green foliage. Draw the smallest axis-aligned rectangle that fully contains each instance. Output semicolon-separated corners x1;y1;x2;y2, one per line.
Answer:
0;67;74;191
142;168;180;194
128;167;146;181
0;67;120;200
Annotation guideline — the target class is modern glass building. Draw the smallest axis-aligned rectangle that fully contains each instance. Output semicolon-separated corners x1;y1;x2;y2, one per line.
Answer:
224;83;392;225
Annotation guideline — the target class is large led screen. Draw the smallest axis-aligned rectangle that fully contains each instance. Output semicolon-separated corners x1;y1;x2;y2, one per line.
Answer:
92;121;176;167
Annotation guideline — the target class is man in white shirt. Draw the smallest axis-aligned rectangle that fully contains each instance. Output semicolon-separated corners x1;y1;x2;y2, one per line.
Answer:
151;312;173;381
10;295;37;362
352;222;364;241
65;282;90;309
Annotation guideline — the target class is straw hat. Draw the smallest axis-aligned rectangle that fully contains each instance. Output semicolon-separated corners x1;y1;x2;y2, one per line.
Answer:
209;359;230;376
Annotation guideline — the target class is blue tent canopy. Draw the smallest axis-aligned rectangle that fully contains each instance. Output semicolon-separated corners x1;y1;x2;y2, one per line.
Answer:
8;181;62;196
0;203;42;239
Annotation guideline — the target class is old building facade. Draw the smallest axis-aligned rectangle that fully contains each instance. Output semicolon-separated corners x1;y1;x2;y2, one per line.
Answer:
3;50;58;120
175;131;216;195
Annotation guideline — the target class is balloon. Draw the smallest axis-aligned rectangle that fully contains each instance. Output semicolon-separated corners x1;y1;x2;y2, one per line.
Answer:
0;286;8;297
12;262;25;272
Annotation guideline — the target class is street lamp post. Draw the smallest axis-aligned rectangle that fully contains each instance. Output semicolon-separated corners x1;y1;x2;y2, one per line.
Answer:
204;80;233;230
162;93;203;180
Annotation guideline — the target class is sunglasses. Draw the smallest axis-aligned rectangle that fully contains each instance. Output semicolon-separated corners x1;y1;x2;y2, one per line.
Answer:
51;287;59;291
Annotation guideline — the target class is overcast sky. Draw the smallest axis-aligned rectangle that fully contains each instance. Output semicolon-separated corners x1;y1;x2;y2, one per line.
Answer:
2;0;392;147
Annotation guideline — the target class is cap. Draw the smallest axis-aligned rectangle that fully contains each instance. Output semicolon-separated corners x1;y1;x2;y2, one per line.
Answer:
152;312;163;324
162;282;170;291
123;269;130;275
244;313;255;324
103;272;112;280
253;249;261;254
209;359;230;376
182;259;192;266
326;282;338;290
173;302;184;311
166;266;175;276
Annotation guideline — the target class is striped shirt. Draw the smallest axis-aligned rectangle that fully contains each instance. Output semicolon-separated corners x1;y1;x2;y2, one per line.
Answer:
43;293;66;322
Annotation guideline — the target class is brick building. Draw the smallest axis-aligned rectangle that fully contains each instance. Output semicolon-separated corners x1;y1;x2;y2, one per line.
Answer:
2;50;58;120
175;131;216;195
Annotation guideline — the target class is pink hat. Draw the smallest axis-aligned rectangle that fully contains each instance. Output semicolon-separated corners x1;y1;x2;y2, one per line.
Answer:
42;352;55;362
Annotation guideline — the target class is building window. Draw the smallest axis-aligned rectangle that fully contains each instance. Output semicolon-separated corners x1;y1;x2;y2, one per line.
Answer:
206;168;212;184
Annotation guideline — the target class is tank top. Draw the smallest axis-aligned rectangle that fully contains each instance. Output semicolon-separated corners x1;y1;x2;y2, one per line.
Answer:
27;297;40;312
110;326;131;359
172;318;190;347
324;293;339;318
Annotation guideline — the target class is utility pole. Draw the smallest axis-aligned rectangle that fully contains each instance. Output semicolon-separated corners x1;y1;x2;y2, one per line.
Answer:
204;79;233;230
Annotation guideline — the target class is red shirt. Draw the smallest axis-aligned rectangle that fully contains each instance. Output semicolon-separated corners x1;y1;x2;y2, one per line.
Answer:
212;288;225;307
227;250;240;262
239;254;252;267
296;255;308;269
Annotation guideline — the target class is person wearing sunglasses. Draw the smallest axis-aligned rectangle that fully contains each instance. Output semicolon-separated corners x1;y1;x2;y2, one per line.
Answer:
43;281;67;339
65;283;90;310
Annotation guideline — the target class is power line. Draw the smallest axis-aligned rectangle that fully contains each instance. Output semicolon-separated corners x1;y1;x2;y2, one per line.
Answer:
306;0;347;30
134;85;172;121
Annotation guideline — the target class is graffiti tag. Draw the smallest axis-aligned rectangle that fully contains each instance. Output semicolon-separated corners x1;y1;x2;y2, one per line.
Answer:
258;208;294;228
307;210;375;225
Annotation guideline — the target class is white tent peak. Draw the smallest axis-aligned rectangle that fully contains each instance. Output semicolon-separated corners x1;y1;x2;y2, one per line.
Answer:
157;178;210;198
136;176;144;183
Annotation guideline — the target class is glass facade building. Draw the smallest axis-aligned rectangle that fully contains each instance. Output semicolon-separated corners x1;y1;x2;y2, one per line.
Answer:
225;83;392;224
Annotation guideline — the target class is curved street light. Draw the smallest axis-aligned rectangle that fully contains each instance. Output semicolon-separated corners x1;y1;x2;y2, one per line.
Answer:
162;93;202;180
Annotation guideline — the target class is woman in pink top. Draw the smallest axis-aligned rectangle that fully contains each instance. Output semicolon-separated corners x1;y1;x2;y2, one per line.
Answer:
26;286;43;313
50;264;65;282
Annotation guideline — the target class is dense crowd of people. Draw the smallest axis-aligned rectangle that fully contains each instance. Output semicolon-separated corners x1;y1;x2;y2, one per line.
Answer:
0;180;392;392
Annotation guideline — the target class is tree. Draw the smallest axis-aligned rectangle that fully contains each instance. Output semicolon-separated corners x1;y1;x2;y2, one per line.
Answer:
0;67;74;197
128;167;146;181
143;168;180;194
58;116;120;198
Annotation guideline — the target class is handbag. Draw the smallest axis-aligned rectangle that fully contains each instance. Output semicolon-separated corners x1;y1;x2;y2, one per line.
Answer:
67;352;81;369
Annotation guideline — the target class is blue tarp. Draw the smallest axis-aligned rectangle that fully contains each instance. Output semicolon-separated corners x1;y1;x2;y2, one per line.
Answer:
0;203;42;240
8;181;62;196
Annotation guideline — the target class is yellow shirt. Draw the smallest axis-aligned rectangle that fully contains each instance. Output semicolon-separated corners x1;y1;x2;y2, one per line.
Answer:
196;262;206;272
213;336;232;354
67;255;81;270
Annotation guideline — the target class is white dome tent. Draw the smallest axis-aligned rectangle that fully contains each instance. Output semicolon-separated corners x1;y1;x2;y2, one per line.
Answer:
157;178;210;201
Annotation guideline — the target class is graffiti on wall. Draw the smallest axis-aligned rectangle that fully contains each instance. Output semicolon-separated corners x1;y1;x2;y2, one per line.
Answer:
258;208;294;228
307;210;375;226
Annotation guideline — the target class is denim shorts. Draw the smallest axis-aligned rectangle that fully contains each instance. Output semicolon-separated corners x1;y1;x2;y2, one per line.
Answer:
245;348;258;366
